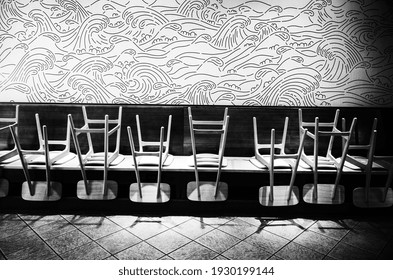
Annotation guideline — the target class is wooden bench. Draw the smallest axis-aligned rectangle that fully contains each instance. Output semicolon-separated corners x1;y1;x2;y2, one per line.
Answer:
1;103;392;215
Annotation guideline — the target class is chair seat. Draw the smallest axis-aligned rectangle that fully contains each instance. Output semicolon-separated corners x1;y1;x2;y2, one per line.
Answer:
77;180;118;200
353;187;393;208
0;179;9;197
130;183;170;203
186;155;228;167
304;156;337;169
0;153;19;164
84;153;124;166
187;181;228;202
259;185;299;206
343;156;385;170
28;152;76;165
303;184;345;204
21;181;62;201
250;157;310;170
132;154;174;166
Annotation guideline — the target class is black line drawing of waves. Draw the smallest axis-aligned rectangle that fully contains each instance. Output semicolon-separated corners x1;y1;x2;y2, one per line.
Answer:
57;0;90;23
317;30;364;81
0;0;26;31
0;47;56;102
1;47;55;84
211;15;253;50
60;14;111;54
122;62;175;103
122;5;169;46
174;79;216;105
241;67;320;106
177;0;209;18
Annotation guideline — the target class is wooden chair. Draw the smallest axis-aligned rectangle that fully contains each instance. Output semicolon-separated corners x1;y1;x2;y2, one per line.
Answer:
127;125;170;203
0;105;19;163
29;113;76;165
344;118;393;207
0;105;19;197
362;155;393;207
10;124;62;201
68;106;123;200
253;117;307;206
133;114;173;166
12;114;76;201
299;109;357;204
187;107;230;202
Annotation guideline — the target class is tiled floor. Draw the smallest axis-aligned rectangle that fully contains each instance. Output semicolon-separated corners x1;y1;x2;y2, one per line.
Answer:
0;213;392;260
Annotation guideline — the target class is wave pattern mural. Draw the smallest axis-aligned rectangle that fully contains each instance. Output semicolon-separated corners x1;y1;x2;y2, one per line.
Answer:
0;0;393;106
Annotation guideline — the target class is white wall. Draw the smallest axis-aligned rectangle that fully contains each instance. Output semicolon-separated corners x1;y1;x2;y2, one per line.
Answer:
0;0;392;106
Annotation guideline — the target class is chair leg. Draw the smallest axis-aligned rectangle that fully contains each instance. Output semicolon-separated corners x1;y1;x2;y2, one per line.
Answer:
313;134;318;200
214;169;221;199
287;168;297;201
156;127;164;199
383;169;393;202
312;168;318;200
269;169;274;202
364;169;372;203
10;125;34;196
102;115;109;197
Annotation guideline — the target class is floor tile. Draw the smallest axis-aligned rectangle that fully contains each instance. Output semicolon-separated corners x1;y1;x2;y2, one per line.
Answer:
33;219;76;240
243;230;289;254
293;230;338;255
0;249;6;260
290;218;316;229
213;255;229;260
46;229;91;254
106;215;140;228
0;229;44;256
341;229;390;255
195;229;240;254
160;255;174;260
172;218;214;239
61;241;110;260
146;229;191;254
78;218;122;240
196;217;234;228
7;243;58;260
354;218;393;229
328;242;377;260
276;242;324;260
268;255;283;260
353;219;393;237
63;215;107;227
115;242;164;260
217;218;259;240
222;241;271;260
169;241;218;260
0;215;30;239
237;217;270;228
96;229;141;254
126;219;169;240
0;213;18;220
0;212;390;260
19;214;65;228
309;220;352;240
263;220;306;240
378;239;393;259
152;216;193;228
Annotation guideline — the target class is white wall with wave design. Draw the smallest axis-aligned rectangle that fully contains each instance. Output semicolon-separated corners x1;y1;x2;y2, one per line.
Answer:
0;0;392;106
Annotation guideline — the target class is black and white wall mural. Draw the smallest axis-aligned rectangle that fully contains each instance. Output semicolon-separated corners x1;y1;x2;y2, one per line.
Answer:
0;0;392;106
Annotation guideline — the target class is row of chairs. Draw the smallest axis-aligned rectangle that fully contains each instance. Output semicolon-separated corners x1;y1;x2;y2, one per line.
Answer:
253;109;393;208
1;105;392;208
